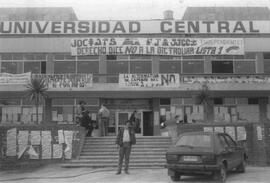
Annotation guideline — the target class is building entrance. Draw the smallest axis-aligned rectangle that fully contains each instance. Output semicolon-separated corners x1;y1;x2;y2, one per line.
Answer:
115;110;143;136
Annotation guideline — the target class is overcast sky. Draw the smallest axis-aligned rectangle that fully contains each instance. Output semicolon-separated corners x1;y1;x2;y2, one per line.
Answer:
0;0;269;20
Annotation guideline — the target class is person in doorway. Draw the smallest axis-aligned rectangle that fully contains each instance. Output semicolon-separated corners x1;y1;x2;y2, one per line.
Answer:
98;104;110;136
115;120;136;175
76;100;86;125
129;110;139;133
161;115;182;144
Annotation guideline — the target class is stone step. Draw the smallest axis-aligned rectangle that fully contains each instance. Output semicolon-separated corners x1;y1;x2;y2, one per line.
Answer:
81;148;168;152
62;162;165;168
84;141;171;145
80;151;167;156
82;145;170;149
68;159;166;164
79;155;165;159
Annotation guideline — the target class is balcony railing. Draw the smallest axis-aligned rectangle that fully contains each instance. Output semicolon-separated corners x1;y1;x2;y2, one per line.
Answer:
32;73;270;86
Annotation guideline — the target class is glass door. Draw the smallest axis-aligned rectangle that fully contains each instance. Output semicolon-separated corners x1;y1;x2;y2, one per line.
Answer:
116;110;143;136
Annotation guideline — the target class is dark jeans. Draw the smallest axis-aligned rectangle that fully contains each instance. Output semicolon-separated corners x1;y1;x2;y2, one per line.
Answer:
117;142;131;172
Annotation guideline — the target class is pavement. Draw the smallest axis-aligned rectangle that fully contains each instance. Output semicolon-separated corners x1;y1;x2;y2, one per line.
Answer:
0;164;270;183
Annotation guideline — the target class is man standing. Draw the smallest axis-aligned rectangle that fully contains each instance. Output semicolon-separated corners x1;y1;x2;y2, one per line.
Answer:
98;104;110;136
115;121;136;175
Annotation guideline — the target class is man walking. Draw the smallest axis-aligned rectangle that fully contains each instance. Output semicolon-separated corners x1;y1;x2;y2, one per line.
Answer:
115;121;136;175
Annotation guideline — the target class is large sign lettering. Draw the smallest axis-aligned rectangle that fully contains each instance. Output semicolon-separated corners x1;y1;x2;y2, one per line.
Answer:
71;37;244;56
0;21;268;34
119;74;180;88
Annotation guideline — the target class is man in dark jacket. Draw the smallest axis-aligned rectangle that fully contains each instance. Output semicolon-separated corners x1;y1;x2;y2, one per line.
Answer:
115;121;136;175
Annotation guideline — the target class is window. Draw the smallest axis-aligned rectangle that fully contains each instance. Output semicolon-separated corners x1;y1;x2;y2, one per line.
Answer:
212;61;233;73
13;54;23;60
130;61;151;73
224;134;236;147
24;62;41;73
41;62;46;74
248;98;259;104
1;62;18;74
176;134;211;148
130;55;152;60
77;61;99;74
159;61;181;73
54;54;65;60
1;54;12;60
78;55;99;60
106;55;117;60
54;61;76;74
263;53;270;59
107;61;128;74
182;61;204;73
24;54;35;60
160;98;171;105
214;98;223;105
235;61;255;74
218;135;229;148
264;60;270;73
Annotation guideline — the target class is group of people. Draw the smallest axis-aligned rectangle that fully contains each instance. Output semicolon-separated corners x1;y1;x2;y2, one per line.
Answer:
76;101;110;137
76;101;138;175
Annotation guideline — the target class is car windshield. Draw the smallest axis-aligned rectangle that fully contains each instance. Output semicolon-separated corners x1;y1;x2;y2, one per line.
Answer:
175;134;212;148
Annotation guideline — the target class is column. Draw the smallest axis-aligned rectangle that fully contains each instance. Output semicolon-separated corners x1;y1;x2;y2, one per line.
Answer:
152;98;160;136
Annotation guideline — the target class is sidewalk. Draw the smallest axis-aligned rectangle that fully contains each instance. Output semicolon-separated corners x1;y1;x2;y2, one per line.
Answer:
1;164;270;183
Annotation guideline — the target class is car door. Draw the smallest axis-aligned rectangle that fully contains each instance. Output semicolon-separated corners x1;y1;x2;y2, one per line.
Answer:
218;134;236;170
223;134;242;167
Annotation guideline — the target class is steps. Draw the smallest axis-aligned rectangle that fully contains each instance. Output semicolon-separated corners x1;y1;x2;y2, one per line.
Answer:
62;136;172;168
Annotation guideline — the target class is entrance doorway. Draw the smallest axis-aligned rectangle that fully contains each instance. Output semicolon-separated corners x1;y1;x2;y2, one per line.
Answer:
143;111;153;136
116;110;152;136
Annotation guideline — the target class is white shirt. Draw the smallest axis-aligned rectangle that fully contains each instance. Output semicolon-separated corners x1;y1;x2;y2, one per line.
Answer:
123;129;130;142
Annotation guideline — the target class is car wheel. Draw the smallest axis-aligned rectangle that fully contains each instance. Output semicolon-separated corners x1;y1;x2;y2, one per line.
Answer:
213;164;227;182
236;160;246;173
170;172;181;182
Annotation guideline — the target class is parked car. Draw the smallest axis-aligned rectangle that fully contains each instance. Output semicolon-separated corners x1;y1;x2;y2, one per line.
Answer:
165;131;247;182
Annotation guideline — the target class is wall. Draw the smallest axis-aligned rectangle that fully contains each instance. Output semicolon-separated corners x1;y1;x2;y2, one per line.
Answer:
0;124;85;169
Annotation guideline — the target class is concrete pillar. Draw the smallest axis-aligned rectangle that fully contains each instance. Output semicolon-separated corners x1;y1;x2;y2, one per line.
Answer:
46;54;54;74
259;97;268;123
204;56;212;74
44;98;52;123
152;56;159;73
152;98;160;136
256;52;264;74
99;55;107;83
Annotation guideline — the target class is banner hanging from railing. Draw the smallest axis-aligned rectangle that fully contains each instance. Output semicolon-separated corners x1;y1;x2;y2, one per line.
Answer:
71;37;244;56
32;74;93;88
119;74;180;88
0;72;31;84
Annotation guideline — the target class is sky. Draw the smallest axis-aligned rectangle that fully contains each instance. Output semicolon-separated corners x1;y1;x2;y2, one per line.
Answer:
0;0;270;20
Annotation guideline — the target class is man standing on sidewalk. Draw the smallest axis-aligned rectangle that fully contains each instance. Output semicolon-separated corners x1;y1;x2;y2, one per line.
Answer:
115;121;136;175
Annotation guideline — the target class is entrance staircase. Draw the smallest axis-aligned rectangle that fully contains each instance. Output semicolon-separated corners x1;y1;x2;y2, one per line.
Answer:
62;136;172;168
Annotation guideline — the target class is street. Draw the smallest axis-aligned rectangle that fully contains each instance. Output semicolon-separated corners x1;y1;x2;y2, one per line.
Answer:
0;165;269;183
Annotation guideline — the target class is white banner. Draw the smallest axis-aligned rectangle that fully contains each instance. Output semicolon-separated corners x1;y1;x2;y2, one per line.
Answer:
119;74;180;88
71;38;244;56
0;72;31;84
32;74;93;88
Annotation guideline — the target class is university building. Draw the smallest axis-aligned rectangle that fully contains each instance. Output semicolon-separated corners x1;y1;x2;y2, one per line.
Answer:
1;6;270;138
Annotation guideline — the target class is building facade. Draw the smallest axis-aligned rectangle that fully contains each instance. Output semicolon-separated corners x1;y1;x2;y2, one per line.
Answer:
1;7;270;137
